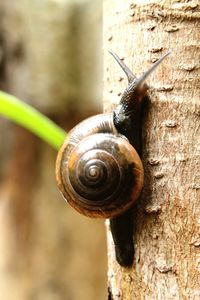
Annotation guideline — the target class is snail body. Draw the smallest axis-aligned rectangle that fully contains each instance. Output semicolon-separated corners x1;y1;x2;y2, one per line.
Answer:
56;51;170;266
56;114;144;218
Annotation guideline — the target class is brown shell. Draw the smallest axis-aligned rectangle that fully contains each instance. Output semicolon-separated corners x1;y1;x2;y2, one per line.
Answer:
56;114;144;218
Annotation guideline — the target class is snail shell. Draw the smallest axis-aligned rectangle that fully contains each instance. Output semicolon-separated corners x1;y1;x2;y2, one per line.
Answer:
56;113;144;218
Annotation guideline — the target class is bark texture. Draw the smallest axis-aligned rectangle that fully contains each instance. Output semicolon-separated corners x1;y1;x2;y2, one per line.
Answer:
104;1;200;299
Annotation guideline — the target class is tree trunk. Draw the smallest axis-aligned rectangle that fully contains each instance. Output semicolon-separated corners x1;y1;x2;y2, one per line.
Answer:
103;1;199;299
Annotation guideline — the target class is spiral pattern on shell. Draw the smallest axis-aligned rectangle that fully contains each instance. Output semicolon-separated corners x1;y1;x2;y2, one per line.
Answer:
56;114;144;218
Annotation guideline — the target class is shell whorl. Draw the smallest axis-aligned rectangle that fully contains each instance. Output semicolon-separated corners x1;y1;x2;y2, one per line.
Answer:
56;114;144;218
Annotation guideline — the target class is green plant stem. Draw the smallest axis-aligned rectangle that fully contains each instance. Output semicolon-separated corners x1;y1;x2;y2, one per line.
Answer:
0;91;66;150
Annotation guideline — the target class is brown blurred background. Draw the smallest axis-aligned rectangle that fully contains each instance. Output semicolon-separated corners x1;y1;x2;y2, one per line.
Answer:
0;0;107;299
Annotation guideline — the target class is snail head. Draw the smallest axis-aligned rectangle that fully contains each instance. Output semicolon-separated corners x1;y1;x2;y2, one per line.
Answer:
110;50;170;138
109;50;170;104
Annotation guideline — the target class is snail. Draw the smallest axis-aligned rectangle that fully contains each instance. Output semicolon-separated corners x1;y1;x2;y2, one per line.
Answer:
56;51;170;266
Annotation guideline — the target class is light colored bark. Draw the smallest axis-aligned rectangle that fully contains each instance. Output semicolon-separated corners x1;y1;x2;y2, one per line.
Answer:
104;1;200;299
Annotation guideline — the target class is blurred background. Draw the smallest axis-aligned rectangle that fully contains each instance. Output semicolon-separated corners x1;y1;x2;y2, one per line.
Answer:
0;0;106;299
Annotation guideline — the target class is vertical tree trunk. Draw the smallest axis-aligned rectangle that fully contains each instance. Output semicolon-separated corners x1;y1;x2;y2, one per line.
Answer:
104;1;199;299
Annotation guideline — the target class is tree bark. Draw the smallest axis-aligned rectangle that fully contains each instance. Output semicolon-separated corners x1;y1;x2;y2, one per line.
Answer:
103;1;200;299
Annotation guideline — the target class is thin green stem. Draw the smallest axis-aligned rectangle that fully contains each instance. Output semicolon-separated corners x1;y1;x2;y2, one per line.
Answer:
0;91;66;150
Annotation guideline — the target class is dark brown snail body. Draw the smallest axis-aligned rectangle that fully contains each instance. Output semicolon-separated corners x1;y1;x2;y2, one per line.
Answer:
56;51;170;266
